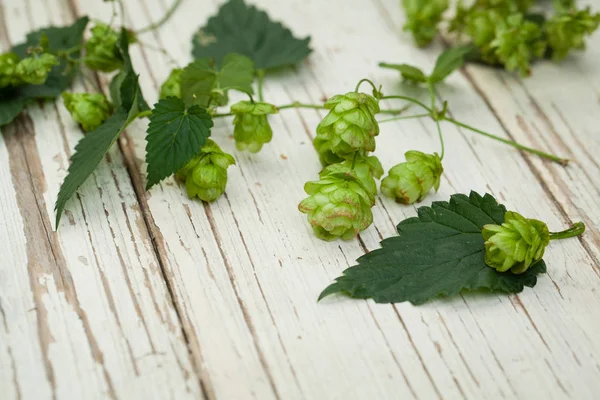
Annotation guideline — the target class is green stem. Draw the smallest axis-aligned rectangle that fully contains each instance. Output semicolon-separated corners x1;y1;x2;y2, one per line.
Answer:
213;112;234;118
379;105;412;115
355;78;378;93
549;222;585;240
444;117;569;165
257;69;266;102
135;0;183;34
435;120;445;160
277;102;327;111
378;113;430;123
137;110;153;118
380;95;433;114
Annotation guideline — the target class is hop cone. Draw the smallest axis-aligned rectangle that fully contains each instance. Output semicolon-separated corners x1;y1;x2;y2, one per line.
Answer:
230;101;278;153
482;211;550;274
84;24;122;73
298;163;376;241
490;14;546;76
176;139;236;202
545;7;600;61
15;53;59;85
159;68;183;99
402;0;449;47
381;151;443;204
313;92;380;166
62;92;113;132
0;52;21;88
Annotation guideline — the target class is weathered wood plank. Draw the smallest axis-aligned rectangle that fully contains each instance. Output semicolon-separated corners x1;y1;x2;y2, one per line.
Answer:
0;0;201;398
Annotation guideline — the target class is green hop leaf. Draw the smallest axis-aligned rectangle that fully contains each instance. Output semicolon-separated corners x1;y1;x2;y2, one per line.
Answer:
429;45;476;83
145;97;213;189
381;151;443;204
0;16;89;127
159;68;183;99
378;63;427;84
319;191;547;305
191;0;312;70
181;53;254;107
401;0;449;47
545;7;600;61
84;23;122;72
55;29;148;228
298;162;376;241
230;100;278;153
482;211;550;274
176;139;236;202
490;13;546;76
0;52;22;88
15;53;59;85
313;92;380;166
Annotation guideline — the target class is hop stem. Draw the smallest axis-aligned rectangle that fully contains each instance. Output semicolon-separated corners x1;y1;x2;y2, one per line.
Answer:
378;113;430;123
380;95;432;114
135;0;183;34
257;69;266;102
354;78;378;94
444;117;569;165
549;222;585;240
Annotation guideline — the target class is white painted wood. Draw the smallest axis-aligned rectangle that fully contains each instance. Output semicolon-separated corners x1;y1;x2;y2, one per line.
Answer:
0;0;201;399
1;0;599;399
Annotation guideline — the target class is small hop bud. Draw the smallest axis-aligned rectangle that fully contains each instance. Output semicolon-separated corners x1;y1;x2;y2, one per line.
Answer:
159;68;183;99
381;151;443;204
482;211;550;274
15;53;59;85
298;163;376;241
402;0;449;47
314;92;380;166
176;139;236;202
62;92;113;132
230;101;278;153
0;52;22;88
84;24;122;73
490;14;546;76
545;7;600;61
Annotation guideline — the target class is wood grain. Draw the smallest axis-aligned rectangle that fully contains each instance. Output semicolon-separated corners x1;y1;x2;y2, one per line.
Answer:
1;0;599;399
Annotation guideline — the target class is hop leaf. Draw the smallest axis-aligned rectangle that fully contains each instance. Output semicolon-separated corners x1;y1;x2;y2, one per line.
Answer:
298;162;376;241
482;211;550;274
15;53;59;85
381;151;443;204
62;92;113;132
401;0;449;47
176;139;236;202
84;23;122;72
319;192;547;305
0;52;22;88
313;92;380;166
545;7;600;61
230;100;278;153
159;68;183;99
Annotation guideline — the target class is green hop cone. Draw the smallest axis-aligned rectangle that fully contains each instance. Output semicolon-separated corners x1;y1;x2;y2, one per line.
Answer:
15;53;59;85
381;151;443;204
0;52;22;88
313;92;380;166
230;101;278;153
482;211;550;274
545;7;600;61
402;0;449;47
84;24;122;73
159;68;183;99
176;139;236;202
490;14;546;76
298;162;376;241
62;92;113;132
321;155;383;199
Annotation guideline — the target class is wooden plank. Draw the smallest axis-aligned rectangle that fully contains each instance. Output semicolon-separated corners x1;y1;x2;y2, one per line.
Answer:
71;0;600;399
0;0;201;398
2;0;599;399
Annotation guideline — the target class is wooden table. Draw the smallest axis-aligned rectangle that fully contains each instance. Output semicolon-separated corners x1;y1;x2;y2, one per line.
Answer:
1;0;599;399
